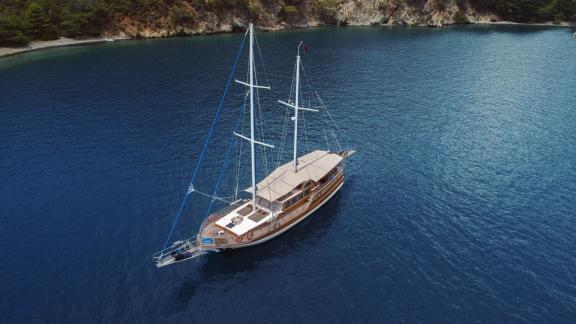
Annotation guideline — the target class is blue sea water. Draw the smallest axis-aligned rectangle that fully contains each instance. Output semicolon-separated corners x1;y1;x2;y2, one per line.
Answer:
1;25;576;323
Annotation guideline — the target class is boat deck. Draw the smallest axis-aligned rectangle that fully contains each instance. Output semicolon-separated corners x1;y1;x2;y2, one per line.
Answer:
201;221;237;246
198;200;269;247
214;202;272;236
192;152;352;252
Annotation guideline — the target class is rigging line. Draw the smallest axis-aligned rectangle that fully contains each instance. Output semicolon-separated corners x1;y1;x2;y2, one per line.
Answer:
275;91;292;168
255;96;275;208
161;32;248;252
317;93;345;150
316;97;339;147
193;189;234;204
298;59;342;147
256;106;269;177
308;88;343;146
323;129;330;151
302;110;309;153
254;68;270;178
288;58;297;104
253;32;271;89
276;61;297;166
234;125;239;200
204;91;248;220
316;92;342;134
279;54;297;171
331;129;342;151
234;66;249;200
274;59;297;169
299;60;317;95
314;93;343;139
306;96;312;152
275;100;291;169
293;58;343;154
234;138;239;200
253;72;274;204
234;89;249;200
299;60;343;136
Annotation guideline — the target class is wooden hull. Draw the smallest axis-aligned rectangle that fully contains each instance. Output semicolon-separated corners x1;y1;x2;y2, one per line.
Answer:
228;178;344;249
154;150;354;268
198;172;345;252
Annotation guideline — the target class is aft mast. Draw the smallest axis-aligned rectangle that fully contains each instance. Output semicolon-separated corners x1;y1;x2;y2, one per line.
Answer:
278;42;318;173
293;43;301;172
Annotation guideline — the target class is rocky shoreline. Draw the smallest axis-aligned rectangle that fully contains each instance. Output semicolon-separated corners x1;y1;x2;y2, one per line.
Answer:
105;0;499;38
2;0;576;59
1;21;573;60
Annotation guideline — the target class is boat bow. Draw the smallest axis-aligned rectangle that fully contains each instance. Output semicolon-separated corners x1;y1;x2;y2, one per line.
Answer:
153;236;209;268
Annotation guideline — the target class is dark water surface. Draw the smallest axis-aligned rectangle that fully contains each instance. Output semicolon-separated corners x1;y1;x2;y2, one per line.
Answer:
1;25;576;323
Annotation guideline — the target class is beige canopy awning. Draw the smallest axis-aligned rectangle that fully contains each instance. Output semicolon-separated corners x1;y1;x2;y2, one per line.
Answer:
245;150;343;202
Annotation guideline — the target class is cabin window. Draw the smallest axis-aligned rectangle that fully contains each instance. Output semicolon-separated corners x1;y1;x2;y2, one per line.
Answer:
272;202;282;211
257;197;272;208
327;166;338;181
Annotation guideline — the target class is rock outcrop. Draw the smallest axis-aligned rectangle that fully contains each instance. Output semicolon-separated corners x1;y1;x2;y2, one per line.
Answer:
103;0;501;38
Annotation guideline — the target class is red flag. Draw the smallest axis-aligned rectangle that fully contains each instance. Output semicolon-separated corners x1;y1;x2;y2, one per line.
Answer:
303;43;309;53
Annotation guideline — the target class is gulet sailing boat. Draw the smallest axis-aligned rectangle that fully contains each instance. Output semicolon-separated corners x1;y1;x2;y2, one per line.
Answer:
153;23;354;268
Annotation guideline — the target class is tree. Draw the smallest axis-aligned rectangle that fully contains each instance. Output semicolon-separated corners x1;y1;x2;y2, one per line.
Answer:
317;0;339;23
61;1;110;38
0;15;30;46
26;2;58;40
553;12;565;23
248;2;264;19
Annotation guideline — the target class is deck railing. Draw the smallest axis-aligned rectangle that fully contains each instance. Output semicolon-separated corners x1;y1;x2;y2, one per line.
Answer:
153;235;198;260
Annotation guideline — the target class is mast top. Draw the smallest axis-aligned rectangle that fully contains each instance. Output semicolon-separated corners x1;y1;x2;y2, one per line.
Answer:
290;41;316;173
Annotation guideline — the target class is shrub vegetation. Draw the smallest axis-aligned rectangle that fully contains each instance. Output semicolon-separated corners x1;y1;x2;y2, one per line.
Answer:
1;0;575;47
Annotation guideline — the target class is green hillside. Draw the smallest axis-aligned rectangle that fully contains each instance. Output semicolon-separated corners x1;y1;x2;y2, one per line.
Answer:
1;0;575;47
